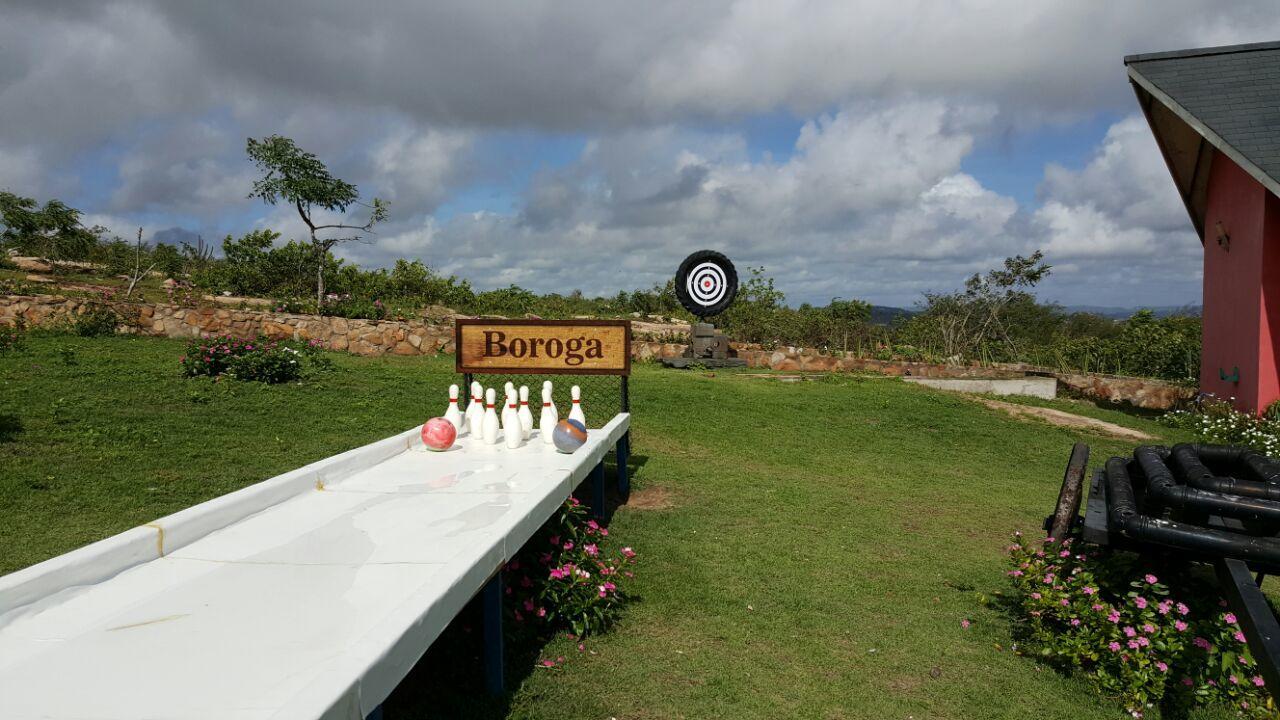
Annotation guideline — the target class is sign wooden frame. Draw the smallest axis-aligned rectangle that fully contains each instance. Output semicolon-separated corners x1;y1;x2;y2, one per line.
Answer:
454;318;631;376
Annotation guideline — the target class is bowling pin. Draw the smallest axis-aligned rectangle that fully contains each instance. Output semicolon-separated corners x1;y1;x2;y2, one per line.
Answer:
467;381;484;436
481;388;500;445
539;382;558;444
503;387;522;448
568;384;586;428
518;386;534;441
445;384;465;435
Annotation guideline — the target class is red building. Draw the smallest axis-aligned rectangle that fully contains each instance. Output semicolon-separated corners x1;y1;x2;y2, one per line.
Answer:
1127;42;1280;413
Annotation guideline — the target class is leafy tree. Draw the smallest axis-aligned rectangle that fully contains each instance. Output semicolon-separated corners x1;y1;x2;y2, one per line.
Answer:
0;191;103;261
245;136;388;305
903;251;1052;362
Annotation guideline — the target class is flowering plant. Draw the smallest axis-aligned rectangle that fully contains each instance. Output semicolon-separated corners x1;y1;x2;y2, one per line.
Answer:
503;497;637;639
1007;534;1273;718
179;334;327;383
1162;395;1280;456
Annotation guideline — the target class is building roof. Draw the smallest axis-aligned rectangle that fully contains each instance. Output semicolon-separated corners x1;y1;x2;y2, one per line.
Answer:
1126;41;1280;236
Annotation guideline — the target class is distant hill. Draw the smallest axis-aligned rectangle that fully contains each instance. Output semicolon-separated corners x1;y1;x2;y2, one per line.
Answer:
870;305;915;325
1062;305;1202;319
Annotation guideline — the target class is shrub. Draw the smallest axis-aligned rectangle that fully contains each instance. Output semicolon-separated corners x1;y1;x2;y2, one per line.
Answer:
73;304;119;337
0;319;25;354
1161;396;1280;455
319;293;387;320
502;497;637;639
1006;534;1273;718
180;335;326;383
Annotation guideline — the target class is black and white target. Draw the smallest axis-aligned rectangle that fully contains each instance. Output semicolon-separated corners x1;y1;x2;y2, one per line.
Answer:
675;250;738;318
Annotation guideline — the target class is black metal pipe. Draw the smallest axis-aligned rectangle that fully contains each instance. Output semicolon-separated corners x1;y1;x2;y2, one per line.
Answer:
1134;447;1280;522
1104;457;1280;565
1171;444;1280;501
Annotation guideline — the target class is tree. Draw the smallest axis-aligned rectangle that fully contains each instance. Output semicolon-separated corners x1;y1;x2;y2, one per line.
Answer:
0;191;103;261
245;136;388;305
906;251;1052;362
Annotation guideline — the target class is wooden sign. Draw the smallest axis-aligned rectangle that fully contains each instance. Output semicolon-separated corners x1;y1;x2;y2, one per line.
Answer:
455;319;631;375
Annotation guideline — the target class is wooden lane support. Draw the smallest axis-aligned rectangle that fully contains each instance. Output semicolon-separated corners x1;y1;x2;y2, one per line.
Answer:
1216;557;1280;693
616;431;631;498
591;461;606;522
1049;442;1090;541
482;572;505;696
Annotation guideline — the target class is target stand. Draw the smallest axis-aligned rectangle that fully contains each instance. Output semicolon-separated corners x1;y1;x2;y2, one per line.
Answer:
662;250;747;369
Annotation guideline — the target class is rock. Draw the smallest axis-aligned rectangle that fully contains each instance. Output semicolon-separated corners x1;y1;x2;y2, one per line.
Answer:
392;341;417;355
11;257;52;272
24;274;55;283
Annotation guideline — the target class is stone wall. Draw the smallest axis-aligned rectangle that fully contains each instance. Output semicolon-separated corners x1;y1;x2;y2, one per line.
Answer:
1;293;1193;409
0;294;455;356
631;340;1193;410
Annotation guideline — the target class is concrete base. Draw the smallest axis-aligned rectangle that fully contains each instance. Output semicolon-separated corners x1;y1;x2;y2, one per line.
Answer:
661;357;748;369
903;375;1057;399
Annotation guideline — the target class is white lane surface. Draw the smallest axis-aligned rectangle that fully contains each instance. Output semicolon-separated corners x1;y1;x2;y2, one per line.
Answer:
0;415;629;720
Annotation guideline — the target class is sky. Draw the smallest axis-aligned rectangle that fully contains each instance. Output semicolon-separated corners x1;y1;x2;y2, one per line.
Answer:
3;1;1279;309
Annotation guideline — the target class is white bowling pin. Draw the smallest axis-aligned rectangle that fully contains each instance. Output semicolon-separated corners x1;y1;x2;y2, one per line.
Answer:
445;384;465;435
568;384;586;428
467;381;484;436
540;382;558;444
503;388;522;448
518;386;534;441
481;388;500;445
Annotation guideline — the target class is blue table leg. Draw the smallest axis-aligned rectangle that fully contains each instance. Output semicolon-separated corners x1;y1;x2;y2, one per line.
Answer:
366;705;383;720
591;461;606;521
483;572;504;696
616;431;630;498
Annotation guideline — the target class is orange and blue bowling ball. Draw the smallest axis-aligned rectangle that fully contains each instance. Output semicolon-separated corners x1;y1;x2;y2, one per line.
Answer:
552;419;587;453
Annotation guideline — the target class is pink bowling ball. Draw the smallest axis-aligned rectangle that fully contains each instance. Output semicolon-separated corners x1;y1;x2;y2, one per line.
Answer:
420;417;457;451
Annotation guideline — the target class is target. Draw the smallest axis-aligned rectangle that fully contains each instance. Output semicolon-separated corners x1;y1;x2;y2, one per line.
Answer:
674;250;738;318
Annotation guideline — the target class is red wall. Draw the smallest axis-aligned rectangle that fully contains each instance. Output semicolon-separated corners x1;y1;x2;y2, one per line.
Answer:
1200;154;1280;412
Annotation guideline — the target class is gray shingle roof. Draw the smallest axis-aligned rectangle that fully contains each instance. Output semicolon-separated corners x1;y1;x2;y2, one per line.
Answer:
1126;42;1280;188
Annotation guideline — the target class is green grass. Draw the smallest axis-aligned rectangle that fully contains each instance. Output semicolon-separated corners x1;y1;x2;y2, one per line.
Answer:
0;334;1210;718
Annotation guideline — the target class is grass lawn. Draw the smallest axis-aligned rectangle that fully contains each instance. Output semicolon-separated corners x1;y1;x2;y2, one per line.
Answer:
1;333;1213;719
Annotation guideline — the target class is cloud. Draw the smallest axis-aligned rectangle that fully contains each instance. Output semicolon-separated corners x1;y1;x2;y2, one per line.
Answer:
1;2;1240;308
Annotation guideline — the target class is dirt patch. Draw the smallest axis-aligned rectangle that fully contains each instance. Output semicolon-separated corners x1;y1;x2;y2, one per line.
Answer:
628;484;676;510
976;398;1154;441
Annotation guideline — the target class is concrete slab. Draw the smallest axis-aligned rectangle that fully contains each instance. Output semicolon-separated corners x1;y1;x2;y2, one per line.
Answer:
903;375;1057;399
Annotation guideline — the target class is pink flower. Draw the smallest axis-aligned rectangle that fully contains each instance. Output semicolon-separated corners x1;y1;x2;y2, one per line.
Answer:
1235;631;1247;643
620;547;636;559
587;520;599;531
1031;592;1042;600
961;619;971;629
1230;675;1239;685
1123;626;1137;638
541;659;556;667
1059;550;1070;558
1108;610;1121;623
549;535;560;546
537;607;546;618
523;599;535;612
1070;619;1081;627
1181;677;1193;687
1060;599;1070;607
1142;624;1155;634
1108;642;1122;652
563;541;574;551
1176;603;1189;616
1133;596;1148;609
1156;662;1168;673
1136;636;1150;647
1174;620;1188;632
1193;637;1212;650
1157;601;1172;615
1092;604;1104;612
1127;640;1140;650
584;543;599;557
1007;570;1023;577
1083;586;1097;595
1144;574;1158;584
1225;613;1238;624
1254;676;1265;687
1042;574;1055;584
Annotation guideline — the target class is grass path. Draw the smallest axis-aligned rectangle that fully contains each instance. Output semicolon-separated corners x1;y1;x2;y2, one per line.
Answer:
0;335;1202;718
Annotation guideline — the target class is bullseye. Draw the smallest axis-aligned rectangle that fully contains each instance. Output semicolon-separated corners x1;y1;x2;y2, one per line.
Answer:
674;250;738;318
